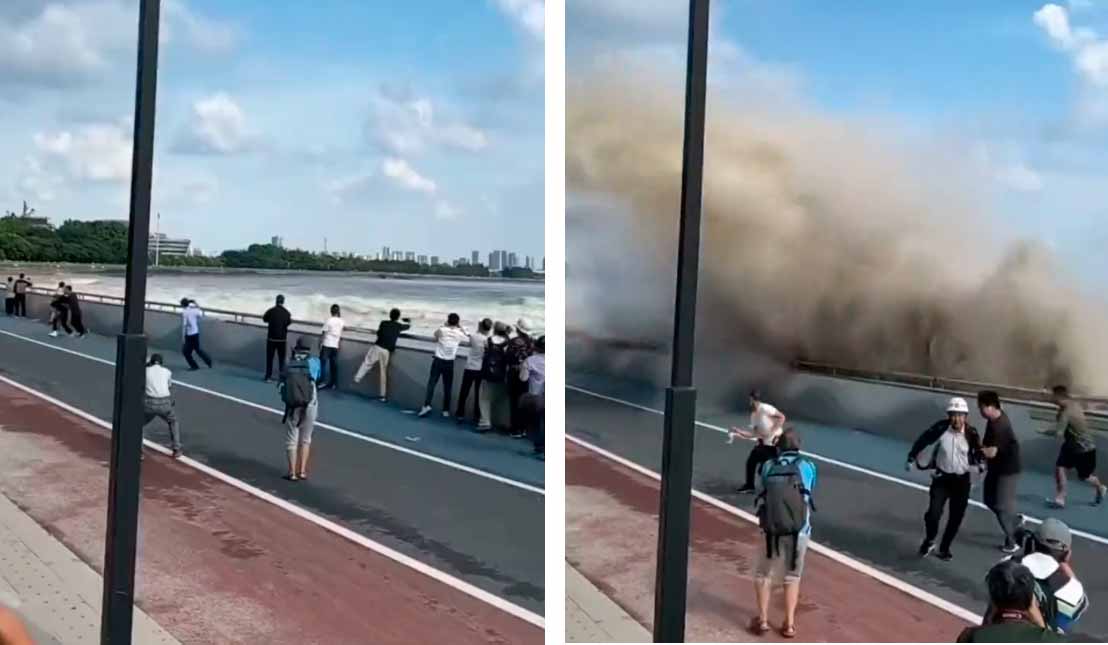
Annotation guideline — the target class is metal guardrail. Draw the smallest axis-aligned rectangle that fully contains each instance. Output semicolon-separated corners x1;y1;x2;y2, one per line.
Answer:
8;285;450;347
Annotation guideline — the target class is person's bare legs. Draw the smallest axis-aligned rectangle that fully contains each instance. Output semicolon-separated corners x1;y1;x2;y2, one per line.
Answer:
1055;466;1068;505
297;444;311;478
754;577;771;624
783;581;800;630
286;448;297;479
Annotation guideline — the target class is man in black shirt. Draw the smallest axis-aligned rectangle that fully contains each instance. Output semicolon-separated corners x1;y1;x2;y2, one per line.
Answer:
957;559;1062;642
355;308;410;402
978;390;1022;553
63;286;86;337
262;295;292;382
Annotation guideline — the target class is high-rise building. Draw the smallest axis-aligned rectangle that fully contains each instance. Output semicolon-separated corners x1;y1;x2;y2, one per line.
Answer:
418;254;428;265
271;236;284;248
382;246;390;261
542;256;545;271
431;255;440;265
525;256;534;270
489;252;501;271
498;250;508;269
392;251;403;261
471;250;479;265
405;251;415;262
508;252;518;268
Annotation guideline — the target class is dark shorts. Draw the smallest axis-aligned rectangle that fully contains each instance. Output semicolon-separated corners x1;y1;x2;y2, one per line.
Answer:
1057;445;1097;480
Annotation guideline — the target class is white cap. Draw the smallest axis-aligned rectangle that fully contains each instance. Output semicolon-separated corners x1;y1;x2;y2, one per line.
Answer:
516;317;534;334
946;397;970;414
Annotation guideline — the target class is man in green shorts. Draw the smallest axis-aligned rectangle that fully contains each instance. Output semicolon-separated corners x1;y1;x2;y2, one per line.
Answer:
1043;386;1106;508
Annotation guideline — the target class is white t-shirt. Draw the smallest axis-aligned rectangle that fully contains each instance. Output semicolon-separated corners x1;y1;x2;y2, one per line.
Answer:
434;326;469;361
751;403;783;442
321;317;344;348
466;331;489;370
145;364;172;398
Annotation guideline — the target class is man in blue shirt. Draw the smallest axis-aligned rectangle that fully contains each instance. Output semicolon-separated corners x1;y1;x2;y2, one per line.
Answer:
751;428;816;640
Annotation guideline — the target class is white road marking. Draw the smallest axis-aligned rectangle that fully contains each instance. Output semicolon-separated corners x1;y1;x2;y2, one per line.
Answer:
0;373;545;629
566;433;982;625
0;329;543;495
566;384;1108;547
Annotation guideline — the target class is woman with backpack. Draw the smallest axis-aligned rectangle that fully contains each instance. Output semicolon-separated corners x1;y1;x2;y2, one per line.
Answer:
477;321;512;433
279;337;321;481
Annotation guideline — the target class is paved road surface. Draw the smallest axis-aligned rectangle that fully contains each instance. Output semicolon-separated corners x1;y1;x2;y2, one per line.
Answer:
567;380;1108;642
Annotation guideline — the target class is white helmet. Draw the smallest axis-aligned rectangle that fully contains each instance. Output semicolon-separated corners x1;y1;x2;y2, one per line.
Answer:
946;397;970;414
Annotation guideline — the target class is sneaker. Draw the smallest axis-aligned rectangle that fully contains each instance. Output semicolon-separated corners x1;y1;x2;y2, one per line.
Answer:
918;540;935;557
936;550;953;562
48;331;58;337
1096;485;1106;506
1000;542;1019;554
737;485;756;495
263;377;272;383
1046;498;1066;509
417;406;432;418
172;449;183;459
442;411;450;418
78;333;87;339
475;424;491;433
378;397;388;403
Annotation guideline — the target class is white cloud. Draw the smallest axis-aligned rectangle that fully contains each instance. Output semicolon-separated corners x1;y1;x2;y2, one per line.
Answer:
493;0;544;40
381;158;437;194
1034;4;1107;83
0;0;235;88
175;93;256;155
33;118;133;183
434;200;460;220
367;87;489;155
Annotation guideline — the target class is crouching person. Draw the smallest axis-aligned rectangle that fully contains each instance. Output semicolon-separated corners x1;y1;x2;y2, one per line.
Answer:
279;338;320;482
751;429;816;640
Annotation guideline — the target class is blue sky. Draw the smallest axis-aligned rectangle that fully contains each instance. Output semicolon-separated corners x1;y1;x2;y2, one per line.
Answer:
567;0;1108;281
1;0;544;262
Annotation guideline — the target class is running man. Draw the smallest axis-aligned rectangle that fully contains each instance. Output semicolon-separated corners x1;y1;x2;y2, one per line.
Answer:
180;298;213;370
1042;385;1106;508
978;390;1022;553
730;390;787;494
63;286;87;337
907;397;986;561
143;354;182;458
48;282;69;337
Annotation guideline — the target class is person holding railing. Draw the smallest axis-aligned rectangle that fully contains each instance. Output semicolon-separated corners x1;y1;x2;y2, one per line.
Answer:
180;298;213;370
455;318;492;424
417;313;468;418
519;335;545;457
354;308;410;402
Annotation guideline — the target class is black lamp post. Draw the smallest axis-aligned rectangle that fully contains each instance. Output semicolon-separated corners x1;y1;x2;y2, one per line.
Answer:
652;0;711;642
100;1;161;643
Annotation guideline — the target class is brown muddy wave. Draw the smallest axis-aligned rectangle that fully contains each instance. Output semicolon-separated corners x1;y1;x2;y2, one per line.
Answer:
567;78;1108;395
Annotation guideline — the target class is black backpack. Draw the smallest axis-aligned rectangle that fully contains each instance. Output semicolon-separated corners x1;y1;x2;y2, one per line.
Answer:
756;455;814;569
281;359;314;409
483;339;508;382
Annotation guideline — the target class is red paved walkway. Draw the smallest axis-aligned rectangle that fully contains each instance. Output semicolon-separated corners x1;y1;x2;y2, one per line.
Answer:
567;439;972;642
0;383;541;644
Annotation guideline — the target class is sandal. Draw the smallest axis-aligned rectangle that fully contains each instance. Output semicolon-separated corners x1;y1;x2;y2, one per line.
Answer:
747;617;770;636
781;622;797;639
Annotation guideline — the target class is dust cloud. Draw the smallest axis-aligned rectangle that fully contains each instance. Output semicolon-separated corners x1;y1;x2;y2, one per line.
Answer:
567;78;1108;395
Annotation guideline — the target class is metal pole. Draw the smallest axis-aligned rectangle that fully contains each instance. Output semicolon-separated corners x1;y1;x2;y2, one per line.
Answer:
653;0;710;642
101;1;161;643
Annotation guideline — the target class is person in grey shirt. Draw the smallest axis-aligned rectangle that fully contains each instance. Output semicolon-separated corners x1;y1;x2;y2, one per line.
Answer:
1043;385;1106;508
907;397;985;561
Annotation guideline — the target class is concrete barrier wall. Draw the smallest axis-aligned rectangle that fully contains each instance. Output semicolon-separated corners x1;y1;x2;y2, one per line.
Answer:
25;293;511;426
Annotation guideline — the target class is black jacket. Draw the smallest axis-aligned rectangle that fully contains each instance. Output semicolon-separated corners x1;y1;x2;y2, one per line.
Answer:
375;319;410;352
65;292;82;317
263;305;292;341
907;419;985;471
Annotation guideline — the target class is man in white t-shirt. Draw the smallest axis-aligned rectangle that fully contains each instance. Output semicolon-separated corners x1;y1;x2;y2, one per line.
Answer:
143;354;182;458
730;390;787;494
418;313;468;418
455;318;492;424
318;304;344;390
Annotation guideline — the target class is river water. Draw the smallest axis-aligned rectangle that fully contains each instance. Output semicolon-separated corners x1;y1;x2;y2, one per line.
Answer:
22;269;545;335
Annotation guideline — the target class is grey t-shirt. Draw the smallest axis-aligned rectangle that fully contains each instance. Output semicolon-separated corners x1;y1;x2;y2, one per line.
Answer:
1056;401;1096;453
